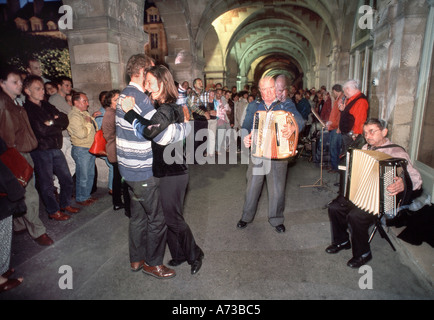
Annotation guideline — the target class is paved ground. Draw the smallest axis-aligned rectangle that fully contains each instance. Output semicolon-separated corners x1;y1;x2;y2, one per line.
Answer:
1;155;433;302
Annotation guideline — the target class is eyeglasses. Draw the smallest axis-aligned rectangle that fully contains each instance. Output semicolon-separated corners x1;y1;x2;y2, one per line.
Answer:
363;129;381;137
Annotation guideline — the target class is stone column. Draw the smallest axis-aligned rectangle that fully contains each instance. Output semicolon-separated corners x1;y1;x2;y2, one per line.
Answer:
62;0;146;114
154;0;203;84
371;0;428;148
61;0;146;187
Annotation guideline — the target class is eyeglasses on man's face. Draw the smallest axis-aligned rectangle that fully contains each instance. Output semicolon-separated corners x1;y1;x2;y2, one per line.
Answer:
363;128;381;137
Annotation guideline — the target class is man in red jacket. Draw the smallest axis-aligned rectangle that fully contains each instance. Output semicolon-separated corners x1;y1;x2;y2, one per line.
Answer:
339;79;369;156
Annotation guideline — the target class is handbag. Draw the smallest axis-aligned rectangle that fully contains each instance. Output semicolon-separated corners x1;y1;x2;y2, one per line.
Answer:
0;147;33;188
89;130;107;156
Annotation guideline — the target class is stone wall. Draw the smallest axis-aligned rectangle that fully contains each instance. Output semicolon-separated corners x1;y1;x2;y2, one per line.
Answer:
62;0;146;115
62;0;147;187
371;0;428;149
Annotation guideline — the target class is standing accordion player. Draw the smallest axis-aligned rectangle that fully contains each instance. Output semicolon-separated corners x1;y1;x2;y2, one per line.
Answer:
251;110;299;159
343;148;412;218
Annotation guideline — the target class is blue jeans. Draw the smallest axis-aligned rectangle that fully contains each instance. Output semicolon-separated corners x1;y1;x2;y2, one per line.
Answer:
102;156;113;190
329;129;342;170
71;146;95;202
31;149;73;214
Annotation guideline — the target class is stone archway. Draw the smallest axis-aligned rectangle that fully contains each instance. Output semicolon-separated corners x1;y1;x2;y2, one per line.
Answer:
155;0;339;89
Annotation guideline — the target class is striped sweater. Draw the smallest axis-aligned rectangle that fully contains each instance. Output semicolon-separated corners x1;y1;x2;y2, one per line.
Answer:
116;82;156;182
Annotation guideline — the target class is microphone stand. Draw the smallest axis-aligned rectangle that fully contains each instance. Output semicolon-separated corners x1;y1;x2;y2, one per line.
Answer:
301;109;326;188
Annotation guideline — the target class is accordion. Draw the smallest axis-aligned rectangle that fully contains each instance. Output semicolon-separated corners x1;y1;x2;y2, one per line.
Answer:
343;149;408;217
251;110;299;159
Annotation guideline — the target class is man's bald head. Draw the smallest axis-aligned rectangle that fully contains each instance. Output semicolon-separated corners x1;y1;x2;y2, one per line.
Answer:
275;75;288;102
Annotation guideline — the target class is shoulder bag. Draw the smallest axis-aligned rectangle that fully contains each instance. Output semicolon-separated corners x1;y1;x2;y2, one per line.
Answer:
89;130;107;156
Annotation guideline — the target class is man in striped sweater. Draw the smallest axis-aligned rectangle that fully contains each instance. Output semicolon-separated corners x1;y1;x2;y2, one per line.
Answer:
116;54;176;279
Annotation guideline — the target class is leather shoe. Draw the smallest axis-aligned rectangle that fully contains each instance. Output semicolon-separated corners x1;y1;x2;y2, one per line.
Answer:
191;251;204;275
168;259;186;267
130;260;145;272
325;241;351;254
275;224;286;233
49;211;71;221
1;269;15;278
347;253;372;268
142;264;176;279
76;198;97;206
0;278;23;293
34;233;54;246
61;206;80;214
237;220;248;229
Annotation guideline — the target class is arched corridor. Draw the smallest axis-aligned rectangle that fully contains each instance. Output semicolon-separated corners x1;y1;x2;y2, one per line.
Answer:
60;0;434;200
1;0;434;301
158;0;342;90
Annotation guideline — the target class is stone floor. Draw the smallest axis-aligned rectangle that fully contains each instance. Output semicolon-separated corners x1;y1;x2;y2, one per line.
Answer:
1;155;433;302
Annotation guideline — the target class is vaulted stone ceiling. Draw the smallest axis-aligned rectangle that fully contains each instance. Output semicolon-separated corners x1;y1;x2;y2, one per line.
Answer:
155;0;356;87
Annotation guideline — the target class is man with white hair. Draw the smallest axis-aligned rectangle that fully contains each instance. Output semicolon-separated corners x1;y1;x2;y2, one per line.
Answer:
338;79;369;155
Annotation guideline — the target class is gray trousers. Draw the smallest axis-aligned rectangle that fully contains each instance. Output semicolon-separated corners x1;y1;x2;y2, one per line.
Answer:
241;158;289;227
14;152;46;239
126;177;167;267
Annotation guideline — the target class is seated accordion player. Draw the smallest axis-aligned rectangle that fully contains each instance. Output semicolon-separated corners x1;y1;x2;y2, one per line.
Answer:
251;110;299;159
343;148;413;218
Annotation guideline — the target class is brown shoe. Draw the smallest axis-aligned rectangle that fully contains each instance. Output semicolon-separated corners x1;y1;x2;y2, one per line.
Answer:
130;260;145;272
0;278;23;293
142;264;176;279
61;206;80;214
34;233;54;246
49;211;71;221
77;198;96;206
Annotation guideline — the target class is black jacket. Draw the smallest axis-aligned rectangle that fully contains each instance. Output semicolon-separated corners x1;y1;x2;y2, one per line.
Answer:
125;102;188;178
24;99;69;150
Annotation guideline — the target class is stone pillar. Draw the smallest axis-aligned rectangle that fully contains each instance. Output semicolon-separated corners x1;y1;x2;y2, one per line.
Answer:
154;0;202;84
61;0;146;187
371;0;428;148
62;0;146;115
166;50;203;84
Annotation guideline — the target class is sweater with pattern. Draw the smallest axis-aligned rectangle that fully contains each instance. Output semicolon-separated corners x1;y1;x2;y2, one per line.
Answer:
116;82;156;182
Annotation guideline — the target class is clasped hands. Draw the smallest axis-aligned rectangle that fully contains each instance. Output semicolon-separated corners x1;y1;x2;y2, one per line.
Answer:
120;96;191;123
44;115;59;126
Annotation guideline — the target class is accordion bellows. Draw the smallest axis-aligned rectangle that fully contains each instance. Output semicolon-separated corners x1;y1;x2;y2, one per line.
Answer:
345;149;406;216
251;110;299;159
